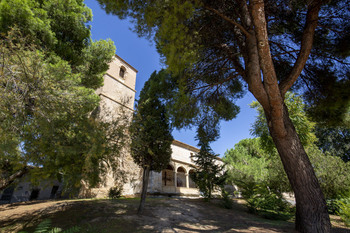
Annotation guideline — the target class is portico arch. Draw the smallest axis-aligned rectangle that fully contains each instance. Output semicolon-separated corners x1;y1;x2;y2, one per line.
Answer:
176;167;186;187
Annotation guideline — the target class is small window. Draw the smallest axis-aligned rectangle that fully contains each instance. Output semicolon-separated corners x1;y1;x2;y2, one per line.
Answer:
119;67;126;78
190;153;195;162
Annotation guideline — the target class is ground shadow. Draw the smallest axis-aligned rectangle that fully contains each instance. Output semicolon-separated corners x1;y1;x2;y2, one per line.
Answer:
1;198;349;233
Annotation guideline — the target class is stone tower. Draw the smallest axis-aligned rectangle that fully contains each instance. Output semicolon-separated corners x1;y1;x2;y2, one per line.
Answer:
92;55;141;197
97;55;137;113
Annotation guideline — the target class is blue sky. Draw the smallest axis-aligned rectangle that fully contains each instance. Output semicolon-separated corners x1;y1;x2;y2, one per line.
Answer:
85;0;258;157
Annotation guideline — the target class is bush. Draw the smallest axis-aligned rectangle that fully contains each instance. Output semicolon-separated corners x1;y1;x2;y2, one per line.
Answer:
221;189;233;209
327;199;341;215
108;186;123;199
246;185;294;220
326;197;350;215
338;199;350;226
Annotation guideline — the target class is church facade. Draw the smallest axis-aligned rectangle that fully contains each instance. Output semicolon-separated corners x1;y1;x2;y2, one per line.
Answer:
93;55;216;198
147;140;200;196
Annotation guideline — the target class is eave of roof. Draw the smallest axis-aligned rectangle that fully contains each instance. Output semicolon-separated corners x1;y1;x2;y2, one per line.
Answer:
171;139;223;161
172;139;200;153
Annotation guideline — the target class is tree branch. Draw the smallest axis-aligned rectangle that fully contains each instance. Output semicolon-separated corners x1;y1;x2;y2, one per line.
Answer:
237;0;269;111
279;1;322;96
203;5;251;38
250;0;286;138
0;166;28;191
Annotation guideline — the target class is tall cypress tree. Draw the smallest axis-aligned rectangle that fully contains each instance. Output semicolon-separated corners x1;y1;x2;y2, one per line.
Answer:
130;71;173;214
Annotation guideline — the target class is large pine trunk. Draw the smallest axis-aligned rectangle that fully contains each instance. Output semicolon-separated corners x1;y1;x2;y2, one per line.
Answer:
138;165;150;214
267;104;331;232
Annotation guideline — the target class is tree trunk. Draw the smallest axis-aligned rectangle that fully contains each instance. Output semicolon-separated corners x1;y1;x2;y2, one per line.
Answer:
266;104;331;232
138;165;150;214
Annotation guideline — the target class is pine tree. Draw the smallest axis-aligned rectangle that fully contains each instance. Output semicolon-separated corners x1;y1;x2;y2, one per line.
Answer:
191;142;226;200
96;1;350;230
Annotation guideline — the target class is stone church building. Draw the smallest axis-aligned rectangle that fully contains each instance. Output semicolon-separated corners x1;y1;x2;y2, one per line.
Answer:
92;55;212;197
0;55;222;203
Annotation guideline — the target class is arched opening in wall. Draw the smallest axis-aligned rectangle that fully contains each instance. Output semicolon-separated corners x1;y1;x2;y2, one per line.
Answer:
162;165;174;186
119;66;126;78
177;167;186;187
189;169;197;188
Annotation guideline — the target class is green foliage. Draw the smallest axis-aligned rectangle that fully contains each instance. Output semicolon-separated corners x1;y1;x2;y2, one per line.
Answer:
224;138;294;219
130;71;173;213
0;0;55;46
221;188;233;209
0;0;115;90
0;0;117;191
338;200;350;227
224;138;291;195
108;186;123;199
246;184;294;220
0;28;122;191
224;138;269;183
225;138;350;217
249;93;350;199
19;219;80;233
78;39;116;89
191;144;226;200
97;0;350;128
315;126;350;162
307;146;350;200
129;72;173;171
326;198;350;215
250;92;317;153
326;199;341;215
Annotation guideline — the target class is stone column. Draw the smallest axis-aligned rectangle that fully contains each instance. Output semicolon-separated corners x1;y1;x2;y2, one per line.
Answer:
186;173;189;188
174;168;177;193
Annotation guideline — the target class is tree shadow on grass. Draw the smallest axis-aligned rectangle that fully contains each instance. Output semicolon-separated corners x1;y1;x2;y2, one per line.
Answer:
135;198;296;233
1;198;349;233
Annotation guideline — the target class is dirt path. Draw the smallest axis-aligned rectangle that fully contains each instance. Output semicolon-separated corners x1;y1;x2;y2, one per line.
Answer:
0;198;348;233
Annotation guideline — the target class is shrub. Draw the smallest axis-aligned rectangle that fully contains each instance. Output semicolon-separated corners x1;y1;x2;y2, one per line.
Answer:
108;186;123;199
338;199;350;226
246;184;294;220
327;199;341;215
327;197;350;215
221;188;233;209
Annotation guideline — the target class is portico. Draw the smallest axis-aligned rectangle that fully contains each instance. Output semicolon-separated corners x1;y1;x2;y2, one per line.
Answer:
147;140;201;196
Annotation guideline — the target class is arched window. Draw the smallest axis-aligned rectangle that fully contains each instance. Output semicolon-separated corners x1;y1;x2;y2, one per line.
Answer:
162;165;174;186
177;167;186;187
189;169;197;188
119;66;126;78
